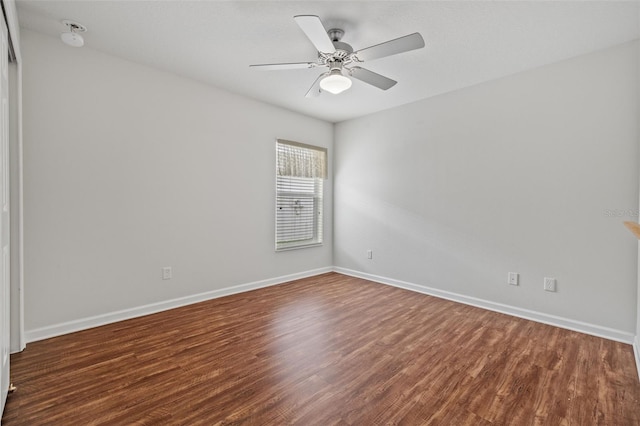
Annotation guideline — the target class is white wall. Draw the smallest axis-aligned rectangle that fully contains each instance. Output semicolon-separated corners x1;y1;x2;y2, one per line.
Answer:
21;30;333;335
335;41;639;337
19;27;640;345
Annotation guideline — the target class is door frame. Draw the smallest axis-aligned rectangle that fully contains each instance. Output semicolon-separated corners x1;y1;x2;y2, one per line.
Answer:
2;0;24;353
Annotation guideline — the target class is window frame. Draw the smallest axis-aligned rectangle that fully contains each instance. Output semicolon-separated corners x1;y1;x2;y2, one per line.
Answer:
275;139;327;251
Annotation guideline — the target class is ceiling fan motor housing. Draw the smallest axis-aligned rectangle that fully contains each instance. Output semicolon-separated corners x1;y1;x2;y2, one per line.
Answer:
331;41;353;56
319;30;355;68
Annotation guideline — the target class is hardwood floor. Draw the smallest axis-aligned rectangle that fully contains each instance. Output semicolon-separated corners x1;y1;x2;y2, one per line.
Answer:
3;272;639;425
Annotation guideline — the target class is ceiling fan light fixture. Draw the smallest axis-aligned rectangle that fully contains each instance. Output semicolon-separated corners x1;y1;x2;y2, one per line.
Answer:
319;70;352;95
250;15;425;97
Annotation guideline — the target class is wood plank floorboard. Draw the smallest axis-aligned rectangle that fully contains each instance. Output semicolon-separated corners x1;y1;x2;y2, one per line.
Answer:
3;272;639;425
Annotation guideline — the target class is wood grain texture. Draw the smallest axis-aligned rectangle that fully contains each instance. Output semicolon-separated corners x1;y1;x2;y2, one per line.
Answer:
3;272;639;424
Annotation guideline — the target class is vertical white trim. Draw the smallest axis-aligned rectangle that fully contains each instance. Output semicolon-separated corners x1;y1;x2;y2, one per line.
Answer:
637;25;640;384
14;59;21;352
2;0;23;353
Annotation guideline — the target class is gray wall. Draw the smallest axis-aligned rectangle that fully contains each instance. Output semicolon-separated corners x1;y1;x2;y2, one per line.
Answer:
334;41;639;336
21;30;333;335
20;28;640;344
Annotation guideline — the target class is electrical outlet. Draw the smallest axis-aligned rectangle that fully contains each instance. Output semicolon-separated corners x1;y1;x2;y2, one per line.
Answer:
162;266;172;280
367;250;373;259
544;277;556;292
508;272;519;286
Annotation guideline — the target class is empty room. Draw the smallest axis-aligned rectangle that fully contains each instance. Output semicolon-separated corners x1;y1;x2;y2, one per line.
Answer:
0;0;638;424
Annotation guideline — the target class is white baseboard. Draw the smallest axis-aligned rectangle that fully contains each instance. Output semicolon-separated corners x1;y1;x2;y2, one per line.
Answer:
25;267;333;344
334;267;635;345
23;265;638;357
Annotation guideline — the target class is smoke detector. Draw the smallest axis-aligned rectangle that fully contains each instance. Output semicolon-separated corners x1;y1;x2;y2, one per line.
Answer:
61;20;87;48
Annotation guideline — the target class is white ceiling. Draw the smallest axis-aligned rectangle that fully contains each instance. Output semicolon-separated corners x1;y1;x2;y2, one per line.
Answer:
16;1;640;123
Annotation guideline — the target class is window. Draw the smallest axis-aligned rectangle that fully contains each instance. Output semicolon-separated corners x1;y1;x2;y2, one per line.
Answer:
276;140;327;251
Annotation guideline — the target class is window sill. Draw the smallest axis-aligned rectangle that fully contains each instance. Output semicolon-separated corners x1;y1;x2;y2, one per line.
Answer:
276;242;323;252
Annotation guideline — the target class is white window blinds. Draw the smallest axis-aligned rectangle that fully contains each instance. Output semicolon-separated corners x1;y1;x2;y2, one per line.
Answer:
276;140;327;250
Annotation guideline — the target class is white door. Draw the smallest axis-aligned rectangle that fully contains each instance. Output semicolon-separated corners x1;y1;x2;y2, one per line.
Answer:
0;13;10;415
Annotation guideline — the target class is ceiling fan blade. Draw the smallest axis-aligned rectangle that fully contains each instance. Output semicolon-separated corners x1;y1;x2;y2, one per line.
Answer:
350;67;397;90
250;62;316;71
355;33;425;62
305;73;327;98
294;15;336;54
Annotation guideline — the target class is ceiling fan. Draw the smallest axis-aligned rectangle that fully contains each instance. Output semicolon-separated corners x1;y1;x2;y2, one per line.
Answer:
250;15;425;97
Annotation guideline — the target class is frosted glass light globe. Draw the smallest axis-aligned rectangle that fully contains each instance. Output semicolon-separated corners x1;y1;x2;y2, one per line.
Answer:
320;72;352;94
